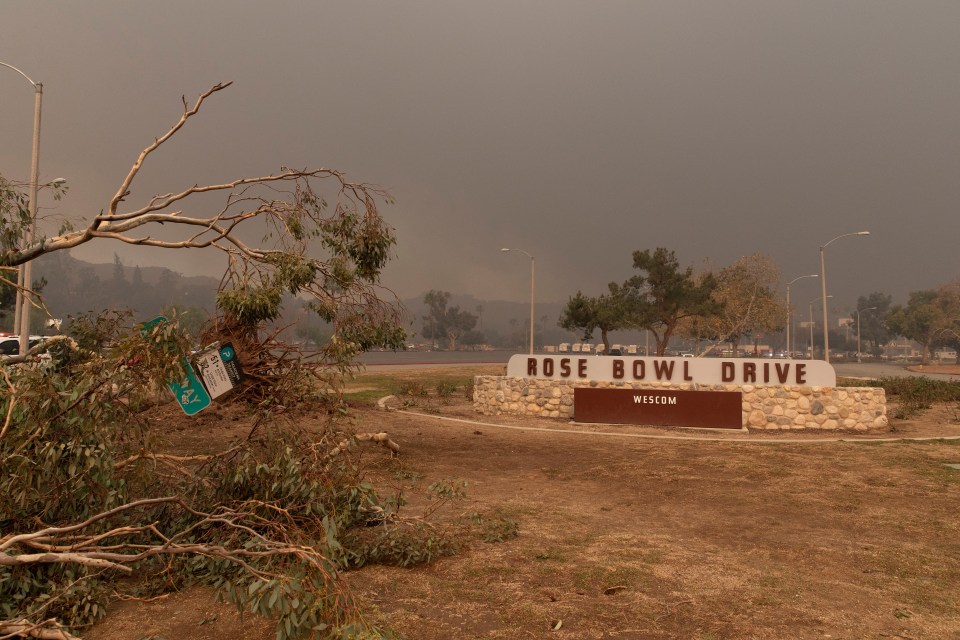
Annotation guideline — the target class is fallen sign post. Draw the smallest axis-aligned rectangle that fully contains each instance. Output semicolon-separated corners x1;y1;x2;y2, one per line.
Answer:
168;362;212;416
139;316;211;416
192;342;242;400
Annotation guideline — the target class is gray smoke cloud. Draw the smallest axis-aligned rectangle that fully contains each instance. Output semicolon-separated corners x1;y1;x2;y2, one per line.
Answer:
2;1;957;318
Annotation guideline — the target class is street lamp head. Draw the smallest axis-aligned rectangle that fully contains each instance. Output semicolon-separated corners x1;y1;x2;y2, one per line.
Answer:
500;247;510;252
49;178;66;185
788;273;819;286
822;230;871;250
0;61;38;87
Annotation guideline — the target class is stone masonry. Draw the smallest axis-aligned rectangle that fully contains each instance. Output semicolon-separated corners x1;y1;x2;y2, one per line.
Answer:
473;376;888;431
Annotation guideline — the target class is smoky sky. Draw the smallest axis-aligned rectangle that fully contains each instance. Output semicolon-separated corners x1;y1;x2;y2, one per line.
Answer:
2;1;958;317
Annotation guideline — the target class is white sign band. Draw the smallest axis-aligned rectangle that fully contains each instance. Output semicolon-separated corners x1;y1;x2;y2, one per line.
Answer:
506;355;836;387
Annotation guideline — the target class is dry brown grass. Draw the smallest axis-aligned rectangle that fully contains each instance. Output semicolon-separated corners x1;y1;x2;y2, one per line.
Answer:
89;368;960;640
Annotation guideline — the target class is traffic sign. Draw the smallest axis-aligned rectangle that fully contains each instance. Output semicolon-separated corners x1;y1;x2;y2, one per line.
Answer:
139;316;211;415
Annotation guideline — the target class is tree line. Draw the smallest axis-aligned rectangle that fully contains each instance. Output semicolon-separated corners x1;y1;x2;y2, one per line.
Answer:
558;248;785;356
557;247;959;362
418;247;960;362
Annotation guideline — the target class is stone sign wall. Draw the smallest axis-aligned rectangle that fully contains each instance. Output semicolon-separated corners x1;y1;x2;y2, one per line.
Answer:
473;376;888;431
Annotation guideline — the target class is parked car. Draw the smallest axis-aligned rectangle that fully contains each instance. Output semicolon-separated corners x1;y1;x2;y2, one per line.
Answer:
0;335;54;361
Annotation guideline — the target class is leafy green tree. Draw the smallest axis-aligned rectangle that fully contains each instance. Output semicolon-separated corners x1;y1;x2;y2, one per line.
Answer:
851;292;893;355
621;248;720;356
887;290;941;362
885;285;960;362
296;323;332;347
421;290;478;350
0;175;21;325
0;174;30;260
0;279;14;329
111;253;127;289
559;286;630;352
460;328;487;346
131;264;144;290
1;178;35;328
930;281;960;362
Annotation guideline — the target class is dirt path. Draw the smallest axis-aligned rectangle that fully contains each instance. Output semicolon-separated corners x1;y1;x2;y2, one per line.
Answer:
89;394;960;640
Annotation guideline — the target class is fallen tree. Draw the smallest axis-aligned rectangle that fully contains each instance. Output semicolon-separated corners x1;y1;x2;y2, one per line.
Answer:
0;83;431;639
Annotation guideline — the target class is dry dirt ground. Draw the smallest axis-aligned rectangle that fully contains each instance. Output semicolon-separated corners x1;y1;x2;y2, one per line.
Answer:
87;366;960;640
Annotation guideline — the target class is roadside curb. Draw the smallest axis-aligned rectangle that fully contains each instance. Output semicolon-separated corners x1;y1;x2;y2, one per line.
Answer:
394;408;960;445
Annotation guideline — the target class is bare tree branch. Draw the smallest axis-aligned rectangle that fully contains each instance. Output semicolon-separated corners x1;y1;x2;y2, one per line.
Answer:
3;83;390;272
101;82;233;228
0;618;82;640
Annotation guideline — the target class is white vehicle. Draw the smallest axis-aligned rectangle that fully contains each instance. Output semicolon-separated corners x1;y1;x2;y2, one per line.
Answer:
0;335;54;361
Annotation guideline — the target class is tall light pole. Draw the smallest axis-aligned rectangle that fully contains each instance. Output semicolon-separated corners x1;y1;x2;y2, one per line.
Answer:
501;247;535;354
1;61;43;356
855;307;877;363
786;274;818;357
819;231;870;363
808;295;832;359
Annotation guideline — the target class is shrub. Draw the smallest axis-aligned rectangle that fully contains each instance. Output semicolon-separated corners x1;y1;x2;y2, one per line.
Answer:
874;377;960;419
0;316;439;640
435;381;458;398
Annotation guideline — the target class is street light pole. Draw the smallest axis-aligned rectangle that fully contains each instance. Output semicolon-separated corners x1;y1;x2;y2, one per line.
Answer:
786;274;818;357
1;61;43;357
819;231;870;363
808;295;832;359
501;247;535;354
855;307;877;363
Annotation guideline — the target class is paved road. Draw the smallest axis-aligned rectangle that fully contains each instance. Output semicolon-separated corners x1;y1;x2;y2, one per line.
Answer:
356;350;513;367
357;351;960;381
834;361;960;381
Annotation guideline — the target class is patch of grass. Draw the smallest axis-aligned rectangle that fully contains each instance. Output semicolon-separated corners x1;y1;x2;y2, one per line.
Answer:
919;464;960;487
469;509;520;543
641;548;665;564
533;548;569;562
392;468;424;483
459;561;519;583
572;565;644;594
912;438;960;447
397;380;429;397
342;368;489;409
435;381;458;397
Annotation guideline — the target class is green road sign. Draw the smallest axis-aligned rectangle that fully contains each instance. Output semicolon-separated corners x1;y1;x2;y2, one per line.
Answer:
139;315;211;415
168;358;212;415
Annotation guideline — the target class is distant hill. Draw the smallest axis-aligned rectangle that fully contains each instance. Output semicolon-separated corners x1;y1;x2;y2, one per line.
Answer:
18;256;658;350
30;251;219;325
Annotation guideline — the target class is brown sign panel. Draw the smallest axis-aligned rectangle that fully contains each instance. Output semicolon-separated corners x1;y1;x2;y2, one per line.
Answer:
574;388;743;430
